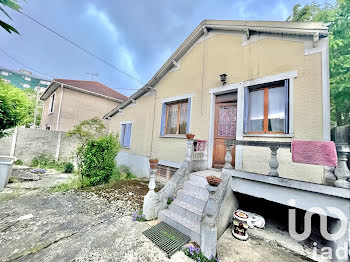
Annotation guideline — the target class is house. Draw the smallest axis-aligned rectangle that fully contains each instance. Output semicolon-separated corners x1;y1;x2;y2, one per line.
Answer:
105;20;330;184
105;20;350;260
40;79;127;131
0;66;51;91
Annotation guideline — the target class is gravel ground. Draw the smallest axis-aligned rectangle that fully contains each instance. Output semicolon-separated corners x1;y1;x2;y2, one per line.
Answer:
0;173;313;262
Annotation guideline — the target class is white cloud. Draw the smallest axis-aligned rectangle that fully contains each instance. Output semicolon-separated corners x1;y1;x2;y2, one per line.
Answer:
85;4;139;80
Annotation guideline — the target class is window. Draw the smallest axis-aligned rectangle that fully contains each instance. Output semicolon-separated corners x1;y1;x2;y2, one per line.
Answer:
1;71;9;76
40;80;49;85
49;93;55;114
24;76;31;81
244;80;289;134
120;123;132;147
160;98;191;136
21;83;30;88
2;79;10;83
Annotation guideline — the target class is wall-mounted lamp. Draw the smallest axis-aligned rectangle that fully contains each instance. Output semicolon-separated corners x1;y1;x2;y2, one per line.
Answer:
220;74;227;85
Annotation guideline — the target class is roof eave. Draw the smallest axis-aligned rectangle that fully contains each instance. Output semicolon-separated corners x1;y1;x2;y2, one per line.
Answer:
104;20;329;118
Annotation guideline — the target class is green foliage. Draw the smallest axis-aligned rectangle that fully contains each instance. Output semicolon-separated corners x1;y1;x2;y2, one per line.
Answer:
0;0;22;34
0;81;31;138
80;134;120;186
66;117;106;146
62;162;74;173
22;88;43;127
14;159;23;165
51;176;87;193
287;0;350;126
30;154;74;173
183;246;219;262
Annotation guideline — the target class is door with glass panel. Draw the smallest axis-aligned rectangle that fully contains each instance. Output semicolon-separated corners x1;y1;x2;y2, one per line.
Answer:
213;99;237;169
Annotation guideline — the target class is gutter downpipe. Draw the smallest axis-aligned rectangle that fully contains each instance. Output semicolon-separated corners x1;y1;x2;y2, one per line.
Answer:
56;84;64;131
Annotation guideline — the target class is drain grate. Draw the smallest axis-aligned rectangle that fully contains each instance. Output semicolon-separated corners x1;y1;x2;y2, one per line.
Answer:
143;222;190;257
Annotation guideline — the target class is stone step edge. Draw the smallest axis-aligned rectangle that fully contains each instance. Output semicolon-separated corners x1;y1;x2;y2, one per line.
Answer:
159;209;200;234
172;199;203;215
178;189;208;202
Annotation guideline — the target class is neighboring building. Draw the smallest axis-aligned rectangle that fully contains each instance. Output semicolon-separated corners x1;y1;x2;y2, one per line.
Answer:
0;66;51;91
40;79;128;132
105;20;330;184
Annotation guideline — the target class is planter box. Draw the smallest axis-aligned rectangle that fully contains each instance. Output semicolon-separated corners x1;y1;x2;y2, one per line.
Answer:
0;156;16;191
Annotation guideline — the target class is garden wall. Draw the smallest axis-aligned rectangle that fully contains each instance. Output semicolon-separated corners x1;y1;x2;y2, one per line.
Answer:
0;127;80;164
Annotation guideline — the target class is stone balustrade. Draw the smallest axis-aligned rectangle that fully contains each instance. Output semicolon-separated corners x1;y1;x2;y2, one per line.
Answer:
224;139;350;189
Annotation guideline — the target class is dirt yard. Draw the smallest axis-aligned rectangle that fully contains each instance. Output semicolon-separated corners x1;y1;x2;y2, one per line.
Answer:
0;172;312;262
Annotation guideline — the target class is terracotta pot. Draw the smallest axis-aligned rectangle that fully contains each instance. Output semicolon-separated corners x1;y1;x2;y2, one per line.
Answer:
186;134;195;140
206;176;222;187
149;159;159;169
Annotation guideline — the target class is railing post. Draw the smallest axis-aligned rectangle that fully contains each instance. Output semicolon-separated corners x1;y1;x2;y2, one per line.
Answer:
201;185;218;258
224;140;233;169
186;139;194;162
323;166;336;186
268;146;279;177
334;145;350;189
143;168;157;220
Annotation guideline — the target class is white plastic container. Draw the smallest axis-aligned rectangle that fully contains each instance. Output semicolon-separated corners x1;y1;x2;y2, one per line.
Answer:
0;156;16;191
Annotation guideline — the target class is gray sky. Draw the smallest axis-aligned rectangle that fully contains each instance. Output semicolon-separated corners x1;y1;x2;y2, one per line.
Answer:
0;0;333;96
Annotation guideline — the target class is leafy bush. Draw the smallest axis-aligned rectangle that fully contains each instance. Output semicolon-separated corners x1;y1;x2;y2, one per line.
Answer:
183;246;219;262
62;162;74;173
0;81;31;138
119;165;136;179
167;196;175;205
80;134;120;186
31;155;74;173
14;159;23;165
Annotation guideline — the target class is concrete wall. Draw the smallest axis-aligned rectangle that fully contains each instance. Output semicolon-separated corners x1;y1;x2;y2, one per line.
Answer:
41;87;121;132
0;127;80;165
109;31;327;183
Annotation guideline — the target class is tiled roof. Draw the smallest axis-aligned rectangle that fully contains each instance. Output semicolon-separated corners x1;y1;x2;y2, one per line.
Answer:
54;79;128;101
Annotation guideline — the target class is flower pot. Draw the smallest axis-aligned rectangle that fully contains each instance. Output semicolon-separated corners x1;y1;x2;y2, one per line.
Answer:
0;156;16;192
232;210;249;241
206;176;222;187
149;159;159;169
186;134;195;140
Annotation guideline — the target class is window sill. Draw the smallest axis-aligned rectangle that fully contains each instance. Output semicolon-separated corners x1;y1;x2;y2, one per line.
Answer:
48;112;54;115
243;133;294;138
159;135;187;139
121;146;131;149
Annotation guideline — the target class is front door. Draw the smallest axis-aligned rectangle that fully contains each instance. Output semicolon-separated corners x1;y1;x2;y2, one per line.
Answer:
213;102;237;168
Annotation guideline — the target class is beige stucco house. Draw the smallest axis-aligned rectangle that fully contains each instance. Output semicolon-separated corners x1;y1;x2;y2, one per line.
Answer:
41;79;127;132
105;20;330;184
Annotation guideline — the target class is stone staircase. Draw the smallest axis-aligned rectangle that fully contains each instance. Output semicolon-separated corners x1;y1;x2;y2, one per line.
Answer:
158;170;221;244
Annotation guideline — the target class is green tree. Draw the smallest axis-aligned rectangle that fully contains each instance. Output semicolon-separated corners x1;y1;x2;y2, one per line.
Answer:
22;88;43;127
0;80;31;138
66;117;106;147
287;1;350;126
0;0;23;34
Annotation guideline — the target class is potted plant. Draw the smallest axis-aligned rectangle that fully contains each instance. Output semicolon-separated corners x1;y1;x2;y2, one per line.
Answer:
206;176;222;186
186;133;195;140
149;158;159;169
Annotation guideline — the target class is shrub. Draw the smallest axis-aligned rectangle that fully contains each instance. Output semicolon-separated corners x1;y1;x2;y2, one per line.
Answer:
0;81;31;138
14;159;23;165
80;134;120;186
62;162;74;173
118;165;136;180
167;196;175;205
31;154;74;173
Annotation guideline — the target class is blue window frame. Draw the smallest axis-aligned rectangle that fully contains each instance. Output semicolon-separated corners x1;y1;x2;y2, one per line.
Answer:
120;123;132;147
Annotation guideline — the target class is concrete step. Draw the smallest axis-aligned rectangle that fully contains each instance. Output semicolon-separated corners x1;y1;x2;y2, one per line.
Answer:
177;189;208;210
184;180;209;197
169;199;203;223
158;209;200;244
189;173;208;186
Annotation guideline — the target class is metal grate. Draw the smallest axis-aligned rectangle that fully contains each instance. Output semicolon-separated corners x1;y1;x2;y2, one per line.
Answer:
143;222;190;257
